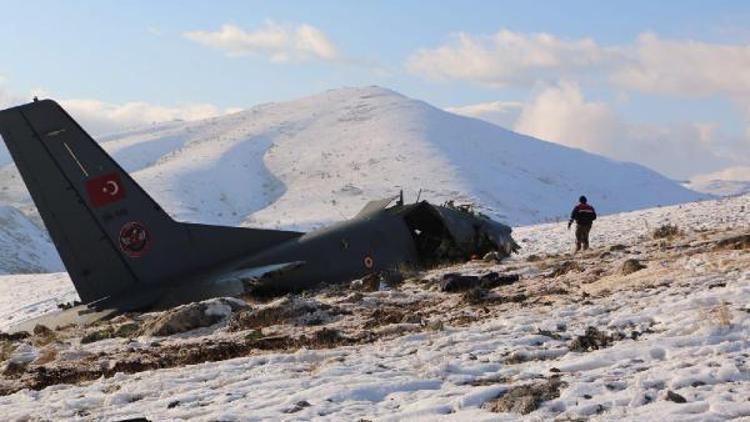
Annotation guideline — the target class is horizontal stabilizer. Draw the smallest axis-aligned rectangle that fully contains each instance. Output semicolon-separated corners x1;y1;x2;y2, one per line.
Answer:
218;261;306;284
7;306;118;334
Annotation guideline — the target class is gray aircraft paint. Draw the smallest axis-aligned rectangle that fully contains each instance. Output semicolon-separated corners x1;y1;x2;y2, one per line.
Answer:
0;99;519;329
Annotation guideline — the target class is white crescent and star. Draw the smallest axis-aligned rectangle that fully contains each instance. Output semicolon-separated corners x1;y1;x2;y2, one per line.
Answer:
102;180;120;196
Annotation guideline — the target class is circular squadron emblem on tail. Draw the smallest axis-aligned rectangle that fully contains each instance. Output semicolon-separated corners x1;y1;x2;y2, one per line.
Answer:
363;255;375;270
119;221;150;257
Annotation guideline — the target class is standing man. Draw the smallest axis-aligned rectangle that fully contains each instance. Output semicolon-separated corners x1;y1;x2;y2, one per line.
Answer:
568;195;597;252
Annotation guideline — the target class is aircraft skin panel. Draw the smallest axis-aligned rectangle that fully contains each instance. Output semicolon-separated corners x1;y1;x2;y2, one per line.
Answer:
0;100;308;310
17;101;195;287
179;223;302;279
0;99;519;328
0;102;141;303
6;306;119;334
236;209;418;293
354;196;398;218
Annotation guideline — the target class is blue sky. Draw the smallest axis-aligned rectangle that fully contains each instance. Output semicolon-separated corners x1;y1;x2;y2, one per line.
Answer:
1;1;750;179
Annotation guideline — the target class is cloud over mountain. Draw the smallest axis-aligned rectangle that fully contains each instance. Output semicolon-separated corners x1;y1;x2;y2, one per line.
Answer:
184;21;341;63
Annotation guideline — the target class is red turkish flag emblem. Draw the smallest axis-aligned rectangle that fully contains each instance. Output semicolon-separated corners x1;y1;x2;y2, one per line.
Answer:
85;173;126;208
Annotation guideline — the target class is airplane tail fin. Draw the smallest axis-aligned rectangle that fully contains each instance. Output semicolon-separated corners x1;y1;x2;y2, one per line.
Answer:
0;99;300;308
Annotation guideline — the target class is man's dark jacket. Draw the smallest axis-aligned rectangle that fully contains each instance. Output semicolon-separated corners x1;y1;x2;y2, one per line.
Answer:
570;203;597;225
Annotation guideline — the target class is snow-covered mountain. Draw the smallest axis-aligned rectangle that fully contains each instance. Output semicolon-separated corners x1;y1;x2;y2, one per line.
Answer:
684;166;750;197
685;179;750;197
0;206;62;274
0;86;706;272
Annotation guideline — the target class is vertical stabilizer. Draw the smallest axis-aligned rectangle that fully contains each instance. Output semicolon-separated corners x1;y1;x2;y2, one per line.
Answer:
0;100;189;303
0;99;302;309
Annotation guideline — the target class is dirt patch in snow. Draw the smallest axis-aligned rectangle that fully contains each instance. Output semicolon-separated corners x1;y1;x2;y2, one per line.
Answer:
482;377;565;414
621;259;646;275
227;296;344;331
714;234;750;250
2;225;748;397
142;298;248;337
569;327;625;352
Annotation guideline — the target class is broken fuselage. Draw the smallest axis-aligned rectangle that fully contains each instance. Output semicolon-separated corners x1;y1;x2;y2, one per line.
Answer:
224;199;520;296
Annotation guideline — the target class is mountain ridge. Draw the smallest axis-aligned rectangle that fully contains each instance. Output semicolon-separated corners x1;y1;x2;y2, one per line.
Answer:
0;86;707;272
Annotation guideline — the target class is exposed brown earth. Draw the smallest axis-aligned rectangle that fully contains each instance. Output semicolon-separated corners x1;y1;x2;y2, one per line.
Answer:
0;226;747;398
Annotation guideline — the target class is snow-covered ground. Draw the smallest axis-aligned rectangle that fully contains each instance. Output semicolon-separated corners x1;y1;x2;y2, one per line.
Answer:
0;87;703;230
0;193;747;421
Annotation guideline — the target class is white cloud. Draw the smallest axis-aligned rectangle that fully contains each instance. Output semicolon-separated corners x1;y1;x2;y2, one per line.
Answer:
60;99;238;135
406;30;617;87
184;21;341;63
514;81;620;155
408;29;750;102
0;85;238;136
510;81;742;179
692;165;750;183
445;100;523;128
613;33;750;98
446;100;523;115
416;30;750;178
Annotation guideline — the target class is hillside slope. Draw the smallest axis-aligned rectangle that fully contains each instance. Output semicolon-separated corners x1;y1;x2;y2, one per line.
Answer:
0;194;747;420
0;86;704;235
0;87;707;272
0;206;62;274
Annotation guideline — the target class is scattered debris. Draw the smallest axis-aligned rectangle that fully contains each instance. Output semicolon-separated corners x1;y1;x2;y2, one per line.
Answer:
482;377;565;414
665;390;687;403
621;259;646;275
284;400;312;414
479;272;520;289
1;221;744;405
439;272;519;292
609;244;628;252
0;332;30;342
536;329;562;340
439;274;480;292
462;287;487;305
56;301;82;311
483;251;506;263
352;273;381;292
569;327;624;352
549;261;582;278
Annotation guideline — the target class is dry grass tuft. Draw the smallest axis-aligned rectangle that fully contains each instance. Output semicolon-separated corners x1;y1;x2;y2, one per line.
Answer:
653;224;681;240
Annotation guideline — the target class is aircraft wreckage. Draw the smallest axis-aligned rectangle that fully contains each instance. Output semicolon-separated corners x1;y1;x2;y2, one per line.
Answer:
0;99;519;332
